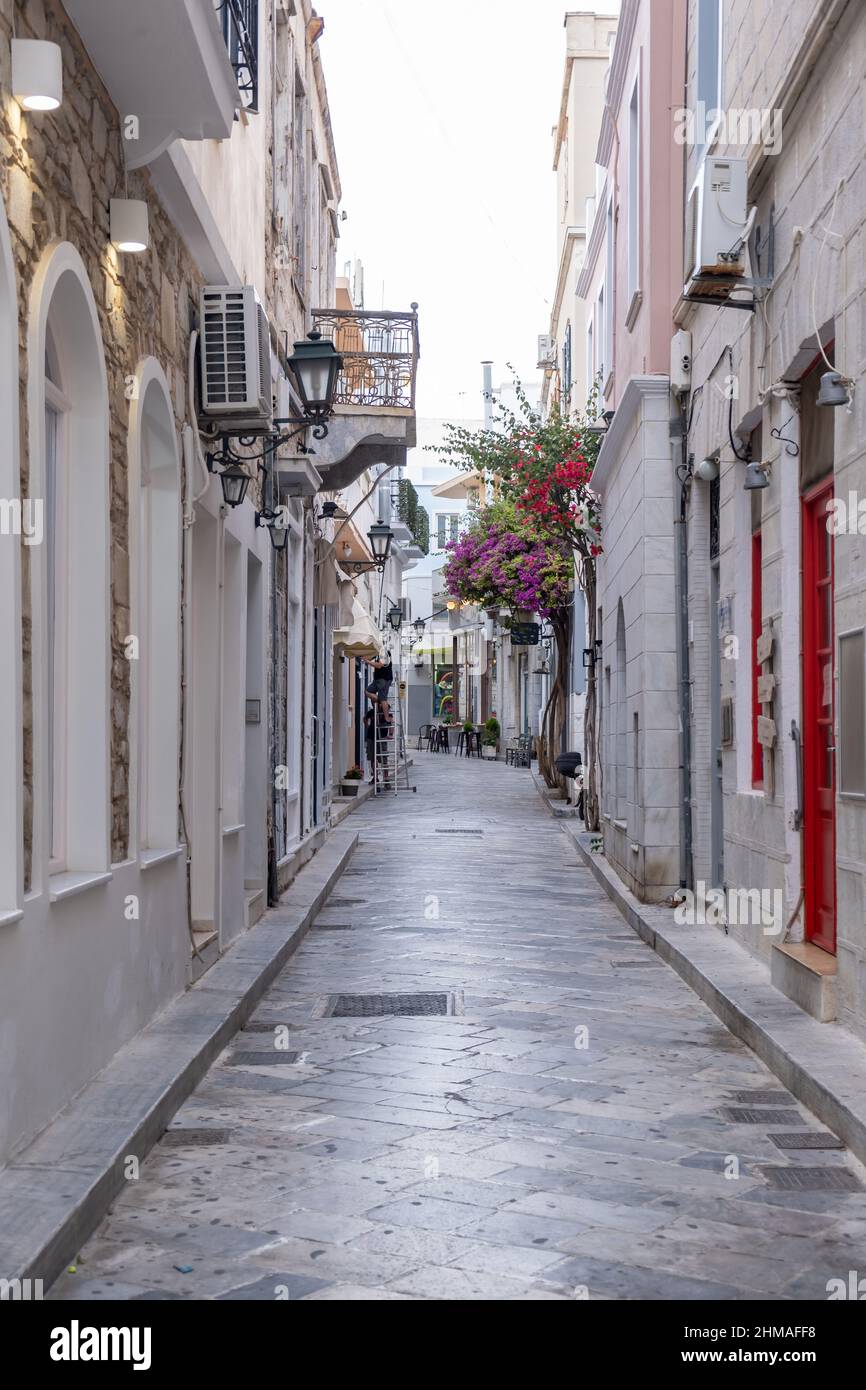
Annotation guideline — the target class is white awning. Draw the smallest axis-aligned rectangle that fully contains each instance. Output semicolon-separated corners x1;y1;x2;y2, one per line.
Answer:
333;598;386;661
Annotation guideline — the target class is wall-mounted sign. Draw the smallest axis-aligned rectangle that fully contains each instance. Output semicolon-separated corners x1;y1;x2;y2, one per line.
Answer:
510;623;540;646
245;698;261;725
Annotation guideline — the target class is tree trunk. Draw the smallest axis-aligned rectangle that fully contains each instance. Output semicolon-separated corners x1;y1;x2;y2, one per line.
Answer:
537;611;570;790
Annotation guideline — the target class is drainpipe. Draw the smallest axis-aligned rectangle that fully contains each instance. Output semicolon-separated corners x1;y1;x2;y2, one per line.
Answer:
481;361;494;431
671;407;694;892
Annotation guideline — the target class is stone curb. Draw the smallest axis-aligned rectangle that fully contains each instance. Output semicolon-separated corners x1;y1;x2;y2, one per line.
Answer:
559;817;866;1170
0;829;359;1288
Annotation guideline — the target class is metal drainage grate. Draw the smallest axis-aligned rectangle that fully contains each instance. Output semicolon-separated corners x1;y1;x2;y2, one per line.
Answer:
435;829;484;835
317;992;455;1018
761;1166;862;1192
328;899;365;906
314;923;354;931
722;1108;802;1125
732;1090;793;1105
162;1128;233;1147
242;1021;289;1033
769;1132;845;1151
225;1051;301;1065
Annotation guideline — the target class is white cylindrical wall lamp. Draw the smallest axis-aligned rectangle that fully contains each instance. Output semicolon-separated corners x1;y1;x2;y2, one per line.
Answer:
110;198;150;253
12;39;63;111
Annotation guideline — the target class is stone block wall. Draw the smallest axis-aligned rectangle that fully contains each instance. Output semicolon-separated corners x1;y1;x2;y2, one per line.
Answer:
0;0;202;878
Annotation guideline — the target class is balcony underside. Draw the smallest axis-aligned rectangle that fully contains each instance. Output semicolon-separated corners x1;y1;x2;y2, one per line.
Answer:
62;0;239;169
311;409;417;493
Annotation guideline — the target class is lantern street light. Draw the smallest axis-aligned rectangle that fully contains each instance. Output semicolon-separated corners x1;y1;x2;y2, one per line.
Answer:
287;330;343;423
256;509;290;552
217;463;251;509
387;603;403;631
367;522;394;565
413;618;426;639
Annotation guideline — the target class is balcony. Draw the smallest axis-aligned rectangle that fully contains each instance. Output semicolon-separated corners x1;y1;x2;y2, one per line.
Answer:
62;0;239;169
296;308;420;493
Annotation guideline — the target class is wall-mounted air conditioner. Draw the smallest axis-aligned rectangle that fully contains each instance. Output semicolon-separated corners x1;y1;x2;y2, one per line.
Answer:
537;334;557;369
684;157;751;305
199;285;273;431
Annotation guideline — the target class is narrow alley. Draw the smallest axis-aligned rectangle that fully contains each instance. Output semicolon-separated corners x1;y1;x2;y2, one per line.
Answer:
49;757;866;1303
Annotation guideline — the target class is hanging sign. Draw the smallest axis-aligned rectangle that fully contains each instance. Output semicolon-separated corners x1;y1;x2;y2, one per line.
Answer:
510;623;541;646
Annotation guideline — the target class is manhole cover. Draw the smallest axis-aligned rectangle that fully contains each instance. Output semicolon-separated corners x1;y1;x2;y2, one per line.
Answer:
761;1166;862;1191
162;1128;233;1147
435;829;484;835
316;992;456;1018
732;1090;793;1105
722;1107;802;1125
769;1132;845;1150
225;1051;301;1065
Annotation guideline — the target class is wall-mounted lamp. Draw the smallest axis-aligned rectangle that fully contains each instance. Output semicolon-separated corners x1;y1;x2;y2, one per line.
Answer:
256;509;289;552
743;461;771;491
206;455;250;508
582;647;595;669
110;198;149;253
694;457;719;482
594;638;603;662
12;39;63;111
413;619;426;639
816;370;852;409
387;603;403;631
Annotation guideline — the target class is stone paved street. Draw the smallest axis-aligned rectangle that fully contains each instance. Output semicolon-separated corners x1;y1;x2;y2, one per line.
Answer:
50;756;866;1301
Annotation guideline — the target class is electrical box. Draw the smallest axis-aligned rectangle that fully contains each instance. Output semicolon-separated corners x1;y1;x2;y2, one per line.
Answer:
670;329;692;396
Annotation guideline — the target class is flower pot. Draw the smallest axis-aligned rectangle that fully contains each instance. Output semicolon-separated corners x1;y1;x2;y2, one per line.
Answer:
340;781;361;796
482;744;497;760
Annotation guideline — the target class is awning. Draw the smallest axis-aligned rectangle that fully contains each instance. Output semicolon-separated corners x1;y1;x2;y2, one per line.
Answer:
333;598;386;660
315;545;356;627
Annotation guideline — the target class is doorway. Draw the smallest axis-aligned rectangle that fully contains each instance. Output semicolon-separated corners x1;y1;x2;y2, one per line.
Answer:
802;478;836;953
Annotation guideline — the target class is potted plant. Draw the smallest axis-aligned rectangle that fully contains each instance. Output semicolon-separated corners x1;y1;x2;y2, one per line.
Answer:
482;716;500;759
463;719;474;734
340;765;364;796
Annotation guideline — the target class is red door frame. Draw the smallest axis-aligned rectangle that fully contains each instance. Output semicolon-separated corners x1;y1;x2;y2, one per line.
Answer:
802;477;837;953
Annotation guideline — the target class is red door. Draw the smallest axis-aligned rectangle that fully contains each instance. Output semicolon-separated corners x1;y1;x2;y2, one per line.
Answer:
802;479;836;953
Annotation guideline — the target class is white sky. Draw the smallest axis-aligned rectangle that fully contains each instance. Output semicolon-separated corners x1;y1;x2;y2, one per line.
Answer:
318;1;620;421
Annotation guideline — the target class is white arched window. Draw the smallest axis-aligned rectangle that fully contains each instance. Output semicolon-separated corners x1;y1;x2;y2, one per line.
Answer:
128;361;182;856
0;192;22;916
29;243;110;889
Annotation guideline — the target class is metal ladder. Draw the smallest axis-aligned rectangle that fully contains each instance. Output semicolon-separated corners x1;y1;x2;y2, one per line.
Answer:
373;681;415;796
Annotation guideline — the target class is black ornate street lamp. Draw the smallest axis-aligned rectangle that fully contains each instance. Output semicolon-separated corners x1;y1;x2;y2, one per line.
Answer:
287;330;343;423
218;462;251;509
256;509;290;552
387;603;403;631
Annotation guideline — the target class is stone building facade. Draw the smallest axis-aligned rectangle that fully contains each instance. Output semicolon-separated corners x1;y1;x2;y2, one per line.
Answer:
0;0;417;1169
680;0;866;1038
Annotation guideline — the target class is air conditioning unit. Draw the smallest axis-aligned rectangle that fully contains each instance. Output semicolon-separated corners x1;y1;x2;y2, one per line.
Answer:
684;157;751;305
199;285;273;431
537;334;556;369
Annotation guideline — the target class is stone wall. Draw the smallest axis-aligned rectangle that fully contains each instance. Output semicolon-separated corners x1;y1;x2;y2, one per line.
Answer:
0;0;201;877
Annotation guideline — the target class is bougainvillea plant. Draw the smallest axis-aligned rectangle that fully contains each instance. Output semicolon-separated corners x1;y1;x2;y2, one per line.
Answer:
441;504;571;618
434;373;603;823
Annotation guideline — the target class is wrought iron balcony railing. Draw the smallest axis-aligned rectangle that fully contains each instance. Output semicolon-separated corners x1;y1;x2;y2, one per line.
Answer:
310;307;420;410
218;0;258;110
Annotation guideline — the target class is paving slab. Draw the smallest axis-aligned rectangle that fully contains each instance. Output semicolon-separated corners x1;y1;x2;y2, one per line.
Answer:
44;755;866;1301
